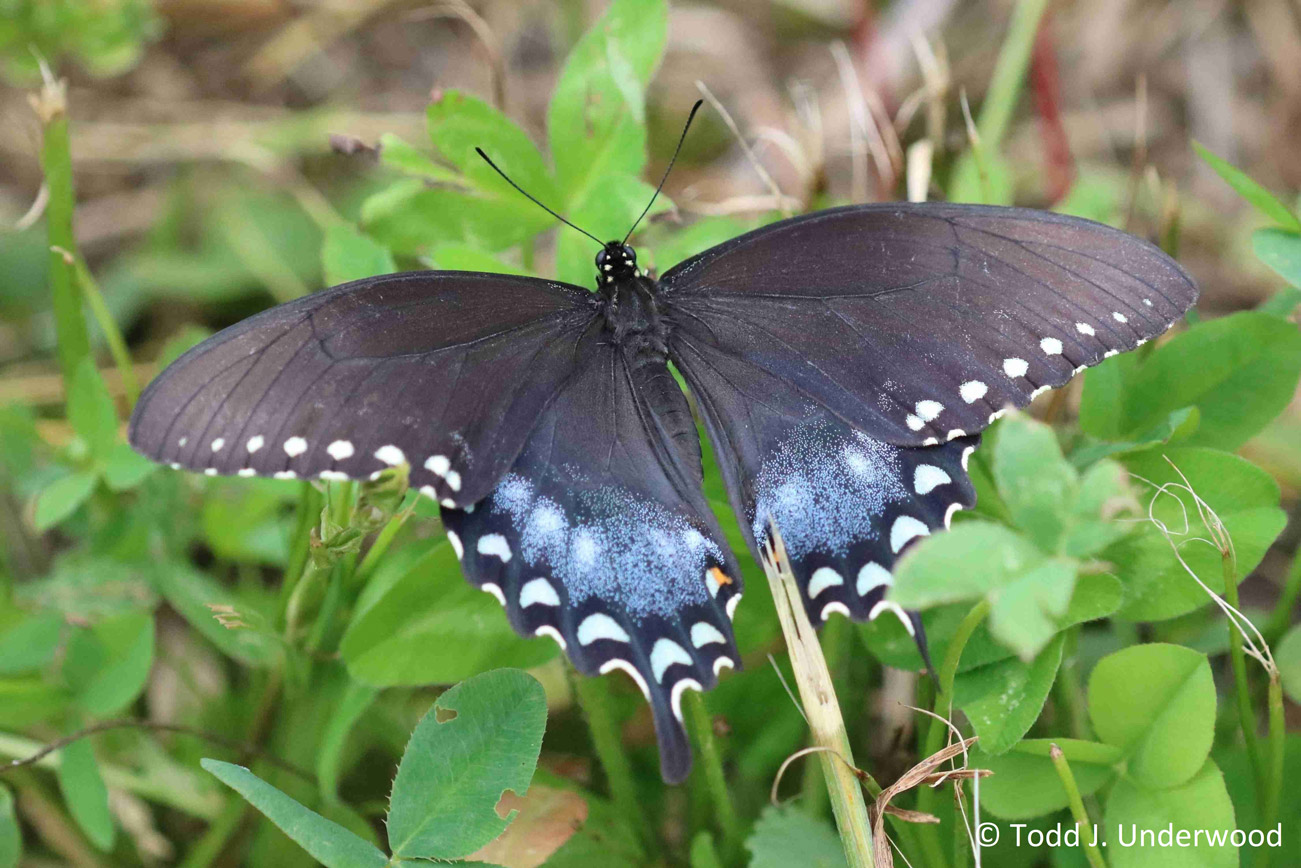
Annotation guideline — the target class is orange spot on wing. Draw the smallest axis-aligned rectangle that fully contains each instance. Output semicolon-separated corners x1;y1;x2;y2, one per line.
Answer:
709;566;733;586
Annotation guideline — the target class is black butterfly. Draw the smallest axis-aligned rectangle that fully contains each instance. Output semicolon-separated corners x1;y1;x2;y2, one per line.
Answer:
129;107;1197;783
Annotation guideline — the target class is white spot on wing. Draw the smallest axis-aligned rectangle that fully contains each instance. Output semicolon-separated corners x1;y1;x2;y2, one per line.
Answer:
374;445;405;466
1040;337;1063;356
273;470;297;479
204;468;217;476
284;437;307;457
913;464;951;495
1143;298;1153;307
481;582;506;606
246;435;264;453
1003;357;1029;378
857;562;891;596
319;470;349;481
651;639;693;683
869;600;916;636
691;622;726;648
599;659;649;699
713;656;734;676
445;470;461;491
1076;322;1096;336
807;567;844;598
915;400;944;422
906;414;924;431
238;468;256;477
446;530;463;559
890;516;929;553
327;440;354;461
959;381;987;403
425;455;450;475
725;594;741;620
670;678;703;722
578;613;630;645
961;446;975;470
1030;385;1052;399
944;503;963;529
477;533;512;562
210;438;225;452
820;601;851;622
1113;312;1128;323
520;577;559;608
534;625;566;650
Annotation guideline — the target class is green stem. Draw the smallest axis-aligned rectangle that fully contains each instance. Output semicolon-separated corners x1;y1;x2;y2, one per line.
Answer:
1263;675;1284;844
1264;546;1301;642
761;531;874;868
571;671;652;847
685;691;742;859
352;506;413;589
953;785;970;868
915;599;990;868
279;483;322;618
1221;551;1264;810
57;249;139;408
1050;744;1107;868
36;75;90;389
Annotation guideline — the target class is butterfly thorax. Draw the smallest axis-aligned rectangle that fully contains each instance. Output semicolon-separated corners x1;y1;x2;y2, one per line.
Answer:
596;242;671;352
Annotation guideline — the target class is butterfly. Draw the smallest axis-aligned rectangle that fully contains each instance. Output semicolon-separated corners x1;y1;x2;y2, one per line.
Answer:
128;103;1198;783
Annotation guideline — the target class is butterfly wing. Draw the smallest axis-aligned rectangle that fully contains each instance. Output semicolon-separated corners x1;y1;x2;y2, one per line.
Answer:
663;204;1197;635
129;271;597;507
441;321;741;783
662;204;1197;446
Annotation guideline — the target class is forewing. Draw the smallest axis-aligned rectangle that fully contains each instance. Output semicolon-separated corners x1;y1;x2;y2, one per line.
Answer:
129;271;596;507
663;204;1198;446
441;325;741;783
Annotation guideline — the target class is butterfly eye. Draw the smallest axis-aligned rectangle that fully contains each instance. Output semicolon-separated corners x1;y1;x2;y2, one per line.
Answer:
623;245;636;263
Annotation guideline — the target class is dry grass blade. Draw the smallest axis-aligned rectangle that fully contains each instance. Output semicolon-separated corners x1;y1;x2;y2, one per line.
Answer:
696;81;794;217
870;737;978;867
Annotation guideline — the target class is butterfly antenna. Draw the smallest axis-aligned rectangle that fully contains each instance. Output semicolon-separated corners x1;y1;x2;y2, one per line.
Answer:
623;99;704;244
474;147;604;246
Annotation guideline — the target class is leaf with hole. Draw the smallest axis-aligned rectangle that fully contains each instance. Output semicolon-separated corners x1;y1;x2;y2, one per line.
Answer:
386;668;547;860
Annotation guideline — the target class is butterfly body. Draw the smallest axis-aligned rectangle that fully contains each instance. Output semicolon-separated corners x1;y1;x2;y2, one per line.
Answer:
130;202;1198;783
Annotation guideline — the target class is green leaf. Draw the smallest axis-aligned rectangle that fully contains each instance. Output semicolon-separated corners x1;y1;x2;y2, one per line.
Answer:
67;358;118;460
0;784;19;868
56;739;114;851
645;217;751;275
1102;760;1237;867
429;90;557;204
150;561;279;667
1088;643;1215;789
427;244;524;275
992;413;1077;551
0;678;69;728
955;633;1064;754
387;669;547;860
201;478;293;566
1193;142;1300;231
1110;447;1284;622
377;133;459;183
321;223;395;286
1070;406;1200;470
0;610;63;675
102;442;156;491
556;172;668;286
1106;311;1301;450
317;680;379;800
340;539;558;686
33;470;98;531
547;0;667;207
890;522;1076;660
201;759;388;868
977;739;1122;819
1277;624;1301;704
1253;226;1301;291
62;610;155;716
745;805;846;868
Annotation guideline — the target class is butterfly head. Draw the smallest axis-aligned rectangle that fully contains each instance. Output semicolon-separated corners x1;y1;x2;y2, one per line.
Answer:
597;242;638;284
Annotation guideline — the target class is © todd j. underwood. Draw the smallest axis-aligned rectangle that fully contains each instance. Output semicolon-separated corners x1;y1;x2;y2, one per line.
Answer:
996;822;1284;849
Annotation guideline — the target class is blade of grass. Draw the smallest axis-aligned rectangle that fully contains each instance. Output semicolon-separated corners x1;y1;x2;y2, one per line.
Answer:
31;68;90;389
761;526;874;867
1221;549;1264;811
685;691;742;860
1049;744;1107;868
52;247;140;409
